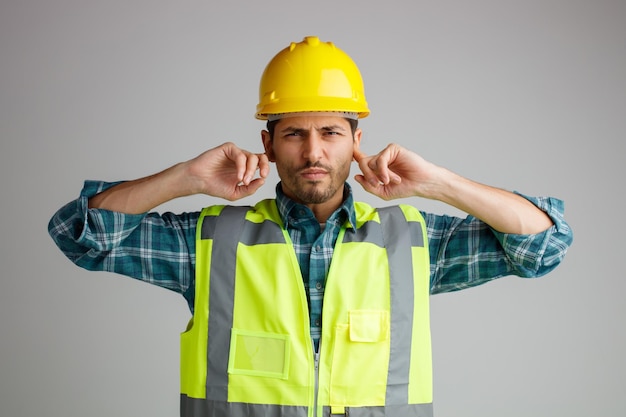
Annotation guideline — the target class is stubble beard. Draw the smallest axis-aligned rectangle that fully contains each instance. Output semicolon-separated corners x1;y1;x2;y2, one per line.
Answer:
281;161;350;205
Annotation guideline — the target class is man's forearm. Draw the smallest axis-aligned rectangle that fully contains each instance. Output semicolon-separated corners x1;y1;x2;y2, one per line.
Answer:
88;163;191;214
433;168;554;234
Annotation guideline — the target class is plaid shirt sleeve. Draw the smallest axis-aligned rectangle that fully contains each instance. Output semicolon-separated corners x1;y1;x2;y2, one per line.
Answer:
426;194;573;294
48;180;198;310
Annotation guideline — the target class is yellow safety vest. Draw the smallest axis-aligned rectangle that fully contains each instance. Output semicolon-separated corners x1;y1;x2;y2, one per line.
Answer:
181;199;433;417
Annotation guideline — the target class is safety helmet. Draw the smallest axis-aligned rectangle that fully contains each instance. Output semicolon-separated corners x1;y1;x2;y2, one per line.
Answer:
255;36;370;120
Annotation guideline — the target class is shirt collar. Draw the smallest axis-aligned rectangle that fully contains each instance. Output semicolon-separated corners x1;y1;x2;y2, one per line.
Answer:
275;182;356;230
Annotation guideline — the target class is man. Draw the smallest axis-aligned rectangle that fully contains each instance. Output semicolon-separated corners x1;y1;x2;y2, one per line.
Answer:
48;36;573;416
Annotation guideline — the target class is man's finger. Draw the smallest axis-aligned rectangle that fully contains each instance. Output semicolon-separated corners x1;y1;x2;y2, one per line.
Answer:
353;148;368;162
257;153;271;178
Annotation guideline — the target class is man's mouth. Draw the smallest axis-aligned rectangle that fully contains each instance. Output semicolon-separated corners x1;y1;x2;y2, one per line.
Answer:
300;168;328;180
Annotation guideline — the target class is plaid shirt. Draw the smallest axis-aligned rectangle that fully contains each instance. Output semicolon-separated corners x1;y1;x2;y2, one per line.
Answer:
48;180;573;350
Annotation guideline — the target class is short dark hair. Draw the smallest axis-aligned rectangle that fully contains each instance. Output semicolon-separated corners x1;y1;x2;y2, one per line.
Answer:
266;118;359;140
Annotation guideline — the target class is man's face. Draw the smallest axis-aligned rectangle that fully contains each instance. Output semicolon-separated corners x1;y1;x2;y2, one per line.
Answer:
262;115;361;207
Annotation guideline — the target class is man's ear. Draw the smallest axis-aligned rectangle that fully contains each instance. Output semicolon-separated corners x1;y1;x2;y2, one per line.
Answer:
261;130;276;162
352;128;363;155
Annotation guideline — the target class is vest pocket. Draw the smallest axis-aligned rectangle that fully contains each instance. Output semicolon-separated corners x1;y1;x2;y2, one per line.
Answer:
228;328;291;379
349;310;389;342
329;310;390;406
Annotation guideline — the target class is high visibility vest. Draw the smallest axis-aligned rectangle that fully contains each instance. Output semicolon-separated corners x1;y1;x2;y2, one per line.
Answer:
181;199;433;417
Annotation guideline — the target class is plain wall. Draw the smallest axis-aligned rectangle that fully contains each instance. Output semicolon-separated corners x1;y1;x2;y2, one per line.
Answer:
1;0;624;416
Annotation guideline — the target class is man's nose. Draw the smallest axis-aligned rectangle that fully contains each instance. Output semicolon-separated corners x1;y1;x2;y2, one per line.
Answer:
302;134;324;161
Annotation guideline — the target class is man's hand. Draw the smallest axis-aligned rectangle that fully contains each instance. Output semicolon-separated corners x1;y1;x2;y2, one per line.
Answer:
353;143;439;201
185;142;270;201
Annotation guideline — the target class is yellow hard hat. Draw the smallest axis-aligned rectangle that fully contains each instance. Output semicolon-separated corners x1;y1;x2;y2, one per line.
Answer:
255;36;370;120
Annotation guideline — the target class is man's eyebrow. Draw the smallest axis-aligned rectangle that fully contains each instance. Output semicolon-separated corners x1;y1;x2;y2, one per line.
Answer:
278;124;347;134
318;124;347;132
279;125;304;132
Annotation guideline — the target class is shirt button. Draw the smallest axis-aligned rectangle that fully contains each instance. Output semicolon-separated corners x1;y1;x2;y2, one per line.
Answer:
315;282;323;290
314;319;321;327
315;245;321;251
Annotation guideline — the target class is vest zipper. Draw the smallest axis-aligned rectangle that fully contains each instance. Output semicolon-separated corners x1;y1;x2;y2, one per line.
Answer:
313;343;320;417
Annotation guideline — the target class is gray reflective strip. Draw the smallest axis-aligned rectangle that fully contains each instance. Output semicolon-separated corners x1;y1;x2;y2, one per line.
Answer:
200;214;218;240
203;207;423;246
342;220;384;246
202;207;286;402
240;219;286;245
323;403;433;417
378;206;415;406
181;396;308;417
408;221;424;247
204;206;250;401
181;396;431;417
201;210;285;245
342;215;423;248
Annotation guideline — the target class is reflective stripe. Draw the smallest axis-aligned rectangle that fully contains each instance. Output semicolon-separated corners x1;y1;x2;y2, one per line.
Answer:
202;206;423;248
181;395;308;417
203;206;287;402
409;221;425;247
343;207;423;405
325;403;433;416
205;206;249;401
181;397;432;417
343;215;424;248
199;213;218;240
240;219;286;245
200;208;285;245
378;207;415;406
342;219;384;246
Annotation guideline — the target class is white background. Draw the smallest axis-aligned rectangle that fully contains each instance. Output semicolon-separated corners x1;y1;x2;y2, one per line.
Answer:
1;1;624;416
